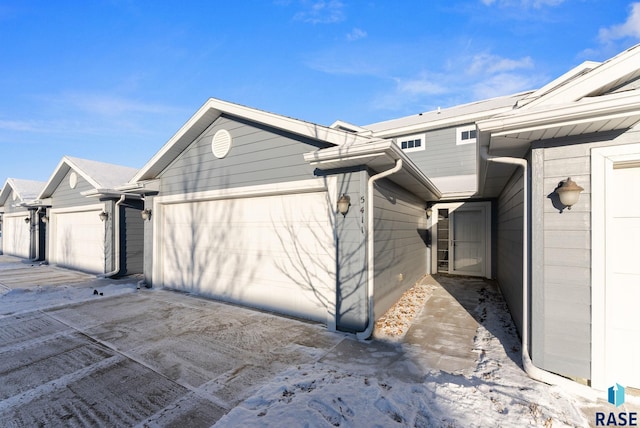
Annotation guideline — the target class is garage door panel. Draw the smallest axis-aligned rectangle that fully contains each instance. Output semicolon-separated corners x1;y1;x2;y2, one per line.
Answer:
3;215;30;258
51;210;105;274
159;192;335;322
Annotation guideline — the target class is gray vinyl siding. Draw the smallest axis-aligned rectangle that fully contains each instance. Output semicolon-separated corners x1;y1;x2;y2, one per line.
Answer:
159;115;329;195
122;205;144;275
50;169;99;208
2;190;28;214
142;195;154;286
398;126;476;177
530;128;639;380
334;169;367;332
496;167;524;336
372;176;428;320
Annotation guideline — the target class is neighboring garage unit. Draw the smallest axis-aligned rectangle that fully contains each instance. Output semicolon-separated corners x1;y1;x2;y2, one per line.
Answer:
37;156;142;276
48;204;106;274
2;214;31;258
0;178;46;259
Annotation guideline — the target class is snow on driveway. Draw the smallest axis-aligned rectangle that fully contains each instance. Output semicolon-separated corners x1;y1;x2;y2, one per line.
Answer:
0;258;638;427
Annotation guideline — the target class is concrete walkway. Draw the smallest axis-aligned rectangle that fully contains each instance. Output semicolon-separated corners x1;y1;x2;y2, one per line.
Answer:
2;256;628;426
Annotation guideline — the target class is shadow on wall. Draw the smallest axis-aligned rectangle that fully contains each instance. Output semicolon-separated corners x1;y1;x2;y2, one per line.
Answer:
160;163;258;306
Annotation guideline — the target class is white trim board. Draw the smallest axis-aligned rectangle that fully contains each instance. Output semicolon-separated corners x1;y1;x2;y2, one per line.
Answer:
591;142;640;390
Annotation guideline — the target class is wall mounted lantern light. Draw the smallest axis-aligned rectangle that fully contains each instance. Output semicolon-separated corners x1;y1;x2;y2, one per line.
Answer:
141;209;152;221
99;211;108;222
337;194;351;216
426;207;433;218
24;217;30;224
556;177;584;210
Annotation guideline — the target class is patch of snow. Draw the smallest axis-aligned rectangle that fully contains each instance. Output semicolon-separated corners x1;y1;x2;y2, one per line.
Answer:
215;281;592;427
0;281;140;318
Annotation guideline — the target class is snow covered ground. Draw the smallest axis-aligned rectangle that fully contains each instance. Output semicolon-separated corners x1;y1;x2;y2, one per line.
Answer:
0;258;638;427
216;279;604;428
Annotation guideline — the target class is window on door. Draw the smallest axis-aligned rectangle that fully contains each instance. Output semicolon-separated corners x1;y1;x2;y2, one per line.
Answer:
437;209;449;273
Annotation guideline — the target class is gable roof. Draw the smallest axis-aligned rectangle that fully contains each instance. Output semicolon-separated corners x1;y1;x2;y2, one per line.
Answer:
517;44;640;109
0;178;46;207
361;91;532;138
131;97;373;183
477;43;640;198
38;156;138;199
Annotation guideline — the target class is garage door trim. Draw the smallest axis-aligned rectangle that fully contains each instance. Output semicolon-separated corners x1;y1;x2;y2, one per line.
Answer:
152;177;338;328
48;203;106;273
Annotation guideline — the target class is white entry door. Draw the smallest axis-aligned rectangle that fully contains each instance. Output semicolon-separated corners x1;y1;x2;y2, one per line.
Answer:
451;207;486;276
433;202;490;278
605;162;640;389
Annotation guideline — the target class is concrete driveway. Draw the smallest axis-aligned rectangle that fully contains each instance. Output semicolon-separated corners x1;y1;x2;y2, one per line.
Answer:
0;255;631;427
0;256;348;426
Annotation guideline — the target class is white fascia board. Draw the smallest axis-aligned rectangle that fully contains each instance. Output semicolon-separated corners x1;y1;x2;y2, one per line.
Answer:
304;140;442;200
524;43;640;108
329;120;374;136
81;189;144;199
131;98;370;183
516;61;600;108
478;90;640;137
209;98;369;146
21;199;51;208
115;179;161;194
303;139;397;165
369;106;516;138
38;156;102;199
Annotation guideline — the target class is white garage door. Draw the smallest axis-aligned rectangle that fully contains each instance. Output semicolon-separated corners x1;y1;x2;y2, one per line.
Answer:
606;162;640;389
158;191;336;323
50;208;105;274
3;213;30;258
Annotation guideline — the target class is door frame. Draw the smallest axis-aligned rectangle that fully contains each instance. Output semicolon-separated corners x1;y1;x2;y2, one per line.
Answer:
591;142;640;390
429;201;491;278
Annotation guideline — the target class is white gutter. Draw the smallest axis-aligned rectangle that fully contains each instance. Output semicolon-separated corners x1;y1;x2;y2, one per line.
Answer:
100;195;126;278
356;159;403;340
480;147;598;400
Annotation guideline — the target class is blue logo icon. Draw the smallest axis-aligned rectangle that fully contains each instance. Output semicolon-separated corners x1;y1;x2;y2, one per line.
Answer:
608;383;625;407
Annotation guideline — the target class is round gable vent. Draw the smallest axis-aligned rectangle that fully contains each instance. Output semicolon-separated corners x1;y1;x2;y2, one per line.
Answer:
212;129;232;159
69;172;78;189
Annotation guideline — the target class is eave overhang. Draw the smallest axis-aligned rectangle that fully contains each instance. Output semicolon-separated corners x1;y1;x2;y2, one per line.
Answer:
304;140;442;201
476;90;640;197
131;98;372;183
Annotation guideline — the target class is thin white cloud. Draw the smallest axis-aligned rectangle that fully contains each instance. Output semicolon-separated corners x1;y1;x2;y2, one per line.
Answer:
598;2;640;43
395;75;448;96
346;28;367;42
468;54;534;75
294;0;345;24
481;0;566;8
472;73;539;100
61;93;180;117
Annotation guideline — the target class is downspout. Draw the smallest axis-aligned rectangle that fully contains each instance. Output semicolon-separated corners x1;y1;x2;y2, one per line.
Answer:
480;147;597;399
30;207;43;262
100;195;126;278
356;158;403;340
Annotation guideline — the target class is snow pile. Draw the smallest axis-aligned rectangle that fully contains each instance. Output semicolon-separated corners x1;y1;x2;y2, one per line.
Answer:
215;282;590;427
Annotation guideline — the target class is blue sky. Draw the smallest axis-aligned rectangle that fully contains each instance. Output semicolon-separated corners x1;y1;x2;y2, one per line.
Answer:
1;1;639;183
